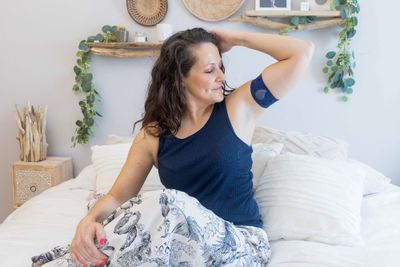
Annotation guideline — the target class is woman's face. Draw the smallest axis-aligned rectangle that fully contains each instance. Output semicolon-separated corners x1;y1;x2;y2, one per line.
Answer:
183;42;225;106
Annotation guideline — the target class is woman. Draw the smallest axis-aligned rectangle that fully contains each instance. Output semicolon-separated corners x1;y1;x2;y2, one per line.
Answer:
70;28;313;266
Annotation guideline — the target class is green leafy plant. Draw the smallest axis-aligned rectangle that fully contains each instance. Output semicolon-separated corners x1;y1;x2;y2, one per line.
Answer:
281;0;360;101
322;0;360;101
281;16;317;35
71;25;121;147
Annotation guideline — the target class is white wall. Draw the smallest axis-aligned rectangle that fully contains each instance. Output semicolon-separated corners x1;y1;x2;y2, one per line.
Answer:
1;0;399;222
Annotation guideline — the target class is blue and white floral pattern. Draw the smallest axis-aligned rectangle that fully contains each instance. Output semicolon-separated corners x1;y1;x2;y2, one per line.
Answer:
33;189;271;267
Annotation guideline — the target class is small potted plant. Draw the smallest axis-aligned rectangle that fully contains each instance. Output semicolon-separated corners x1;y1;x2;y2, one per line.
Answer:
115;26;129;42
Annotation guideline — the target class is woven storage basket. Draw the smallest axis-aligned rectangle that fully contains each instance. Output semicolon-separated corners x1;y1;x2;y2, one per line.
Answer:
127;0;168;26
182;0;245;22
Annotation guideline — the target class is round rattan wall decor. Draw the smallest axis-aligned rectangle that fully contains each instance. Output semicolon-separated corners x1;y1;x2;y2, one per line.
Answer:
182;0;245;22
126;0;168;26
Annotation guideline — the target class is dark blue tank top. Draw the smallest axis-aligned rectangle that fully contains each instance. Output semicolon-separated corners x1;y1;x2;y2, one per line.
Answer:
157;100;263;228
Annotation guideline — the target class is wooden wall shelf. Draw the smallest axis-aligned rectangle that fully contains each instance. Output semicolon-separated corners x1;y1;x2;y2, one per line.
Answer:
89;42;162;58
245;10;341;17
230;10;343;34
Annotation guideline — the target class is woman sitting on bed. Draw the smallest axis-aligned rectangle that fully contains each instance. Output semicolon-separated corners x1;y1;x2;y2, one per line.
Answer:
69;28;313;266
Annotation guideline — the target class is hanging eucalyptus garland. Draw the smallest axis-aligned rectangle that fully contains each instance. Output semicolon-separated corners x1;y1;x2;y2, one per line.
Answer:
283;0;360;101
322;0;360;102
71;25;120;147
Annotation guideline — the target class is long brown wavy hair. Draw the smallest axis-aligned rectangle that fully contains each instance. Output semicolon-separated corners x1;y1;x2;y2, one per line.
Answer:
134;28;226;137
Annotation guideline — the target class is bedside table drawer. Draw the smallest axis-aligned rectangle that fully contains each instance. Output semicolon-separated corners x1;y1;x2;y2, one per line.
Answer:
14;169;52;205
11;157;73;207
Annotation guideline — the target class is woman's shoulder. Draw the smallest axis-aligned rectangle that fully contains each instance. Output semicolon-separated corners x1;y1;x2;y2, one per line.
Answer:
135;123;160;162
137;123;160;143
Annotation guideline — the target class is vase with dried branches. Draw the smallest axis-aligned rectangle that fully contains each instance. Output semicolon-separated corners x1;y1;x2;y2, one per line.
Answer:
15;102;48;162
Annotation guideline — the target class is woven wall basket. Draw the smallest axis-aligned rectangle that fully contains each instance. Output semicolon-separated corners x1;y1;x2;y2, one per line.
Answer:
182;0;245;22
126;0;168;26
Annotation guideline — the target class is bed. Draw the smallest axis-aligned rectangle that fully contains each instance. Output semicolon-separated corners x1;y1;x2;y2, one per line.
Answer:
1;127;399;266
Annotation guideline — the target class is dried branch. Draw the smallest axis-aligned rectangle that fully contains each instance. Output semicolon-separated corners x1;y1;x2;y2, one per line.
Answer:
15;102;48;162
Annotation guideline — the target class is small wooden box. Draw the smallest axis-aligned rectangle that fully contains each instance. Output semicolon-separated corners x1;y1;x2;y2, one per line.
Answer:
11;157;73;207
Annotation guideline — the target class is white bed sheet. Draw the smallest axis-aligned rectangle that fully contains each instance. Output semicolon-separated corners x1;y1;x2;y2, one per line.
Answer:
1;166;400;267
0;166;95;267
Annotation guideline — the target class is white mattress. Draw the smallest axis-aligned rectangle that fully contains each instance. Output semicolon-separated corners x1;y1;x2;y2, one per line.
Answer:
1;165;400;267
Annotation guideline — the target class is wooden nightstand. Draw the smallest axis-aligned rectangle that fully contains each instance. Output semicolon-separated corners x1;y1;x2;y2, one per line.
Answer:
11;157;73;207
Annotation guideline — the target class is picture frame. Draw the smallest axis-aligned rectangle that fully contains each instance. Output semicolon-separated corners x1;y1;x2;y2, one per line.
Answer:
255;0;291;10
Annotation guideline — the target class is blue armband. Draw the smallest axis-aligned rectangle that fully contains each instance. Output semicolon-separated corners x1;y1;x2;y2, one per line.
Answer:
250;74;278;108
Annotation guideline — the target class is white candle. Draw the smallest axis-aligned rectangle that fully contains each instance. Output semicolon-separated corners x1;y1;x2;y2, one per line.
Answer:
134;32;147;43
156;24;173;42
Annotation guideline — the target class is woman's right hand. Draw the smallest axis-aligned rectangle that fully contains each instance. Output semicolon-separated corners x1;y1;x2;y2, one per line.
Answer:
209;28;242;53
70;215;108;266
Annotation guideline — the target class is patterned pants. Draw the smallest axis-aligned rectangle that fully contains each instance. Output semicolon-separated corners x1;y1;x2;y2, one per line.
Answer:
35;189;271;267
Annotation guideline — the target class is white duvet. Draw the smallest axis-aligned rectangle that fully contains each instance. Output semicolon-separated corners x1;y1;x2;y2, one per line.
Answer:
1;165;400;267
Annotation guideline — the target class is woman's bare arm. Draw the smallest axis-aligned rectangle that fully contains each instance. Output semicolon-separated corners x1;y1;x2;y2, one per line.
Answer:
70;128;158;265
211;29;314;142
86;128;158;222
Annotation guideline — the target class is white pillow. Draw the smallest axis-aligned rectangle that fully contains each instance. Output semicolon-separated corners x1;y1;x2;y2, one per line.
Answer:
251;143;283;189
106;134;134;145
91;143;164;194
252;127;348;160
348;159;392;195
255;153;365;246
72;165;97;191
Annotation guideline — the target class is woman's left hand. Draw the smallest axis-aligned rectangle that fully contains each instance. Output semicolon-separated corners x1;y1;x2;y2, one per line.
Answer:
209;29;241;53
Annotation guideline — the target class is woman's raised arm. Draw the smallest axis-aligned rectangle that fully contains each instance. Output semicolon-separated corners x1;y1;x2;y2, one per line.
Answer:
213;29;314;101
238;31;314;100
211;29;314;142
